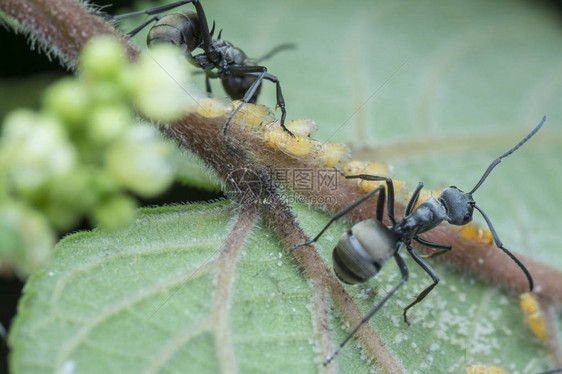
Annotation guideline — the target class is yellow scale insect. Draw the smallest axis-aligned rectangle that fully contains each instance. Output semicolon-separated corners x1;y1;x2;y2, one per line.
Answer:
520;292;546;341
466;364;562;374
263;121;350;167
193;98;350;167
341;160;404;194
458;224;494;244
466;364;509;374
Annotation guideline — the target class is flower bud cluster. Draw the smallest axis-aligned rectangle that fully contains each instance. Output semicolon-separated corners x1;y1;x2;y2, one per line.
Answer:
0;35;195;277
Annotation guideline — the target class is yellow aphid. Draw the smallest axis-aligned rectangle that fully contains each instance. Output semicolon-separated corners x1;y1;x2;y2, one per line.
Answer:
286;136;316;156
356;178;383;192
520;292;546;340
458;224;493;244
193;97;230;118
343;160;388;176
315;142;350;167
341;161;405;194
264;126;315;156
465;364;509;374
284;119;317;137
342;161;385;191
264;125;292;146
231;100;273;126
342;160;367;174
363;162;389;176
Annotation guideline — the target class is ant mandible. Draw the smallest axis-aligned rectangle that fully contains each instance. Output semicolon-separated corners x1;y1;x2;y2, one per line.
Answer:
291;117;546;365
105;0;294;136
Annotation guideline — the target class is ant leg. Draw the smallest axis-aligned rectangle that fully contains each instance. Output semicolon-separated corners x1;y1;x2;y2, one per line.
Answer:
124;15;161;38
256;71;290;135
324;247;408;366
375;184;386;222
205;74;212;95
405;182;424;216
473;204;534;292
223;68;267;135
109;0;193;21
290;185;385;252
255;43;296;63
413;236;451;258
189;1;214;62
403;244;439;326
332;166;396;225
223;66;293;137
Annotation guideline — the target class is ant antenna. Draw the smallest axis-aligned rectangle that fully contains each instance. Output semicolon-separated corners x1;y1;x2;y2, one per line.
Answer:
469;116;546;194
465;116;545;292
473;204;534;291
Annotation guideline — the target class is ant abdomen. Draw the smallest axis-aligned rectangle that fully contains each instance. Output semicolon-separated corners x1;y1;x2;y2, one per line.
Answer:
147;11;201;52
223;75;262;103
332;219;396;285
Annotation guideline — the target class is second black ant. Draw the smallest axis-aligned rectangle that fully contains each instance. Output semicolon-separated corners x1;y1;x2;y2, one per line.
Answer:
105;0;294;136
291;117;546;365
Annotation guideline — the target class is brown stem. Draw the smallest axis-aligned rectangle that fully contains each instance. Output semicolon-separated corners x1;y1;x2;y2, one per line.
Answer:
0;0;139;68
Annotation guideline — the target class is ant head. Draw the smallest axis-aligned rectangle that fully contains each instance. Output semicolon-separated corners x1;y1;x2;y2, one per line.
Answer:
147;12;203;53
438;187;475;226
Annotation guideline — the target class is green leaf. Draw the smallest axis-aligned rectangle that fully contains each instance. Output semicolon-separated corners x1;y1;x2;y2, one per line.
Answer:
9;0;562;373
8;202;559;373
9;202;315;374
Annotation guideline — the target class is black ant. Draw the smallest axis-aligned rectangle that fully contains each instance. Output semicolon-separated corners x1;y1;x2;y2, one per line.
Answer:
105;0;294;136
291;117;546;365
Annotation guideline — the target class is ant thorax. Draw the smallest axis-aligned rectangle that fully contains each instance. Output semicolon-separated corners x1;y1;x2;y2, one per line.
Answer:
394;197;448;238
212;39;247;65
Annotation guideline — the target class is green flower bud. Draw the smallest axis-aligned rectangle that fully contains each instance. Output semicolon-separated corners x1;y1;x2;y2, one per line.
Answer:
129;45;196;121
0;110;77;194
89;80;127;107
105;125;175;197
43;78;90;129
87;105;132;145
80;35;127;81
46;168;99;214
92;194;137;230
92;169;122;196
